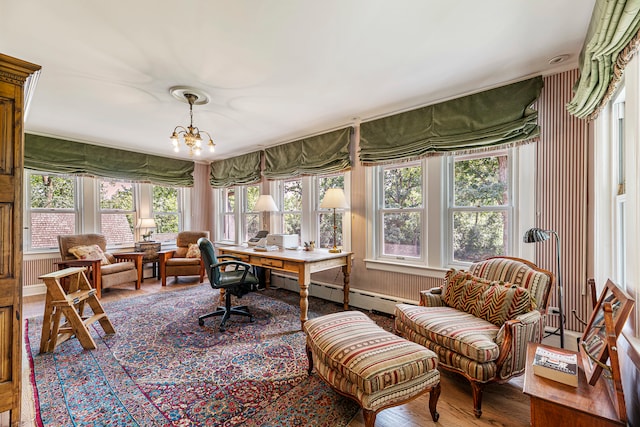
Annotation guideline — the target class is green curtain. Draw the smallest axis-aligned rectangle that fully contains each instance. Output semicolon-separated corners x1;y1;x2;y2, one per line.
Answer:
359;76;543;164
263;127;352;179
567;0;640;118
209;151;262;188
25;134;195;186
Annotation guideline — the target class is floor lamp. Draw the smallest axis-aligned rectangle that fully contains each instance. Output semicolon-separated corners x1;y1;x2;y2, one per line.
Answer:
523;227;564;348
319;188;349;253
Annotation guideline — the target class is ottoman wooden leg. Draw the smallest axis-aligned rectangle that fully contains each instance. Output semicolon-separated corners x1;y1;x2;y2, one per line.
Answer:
306;343;314;375
429;382;441;421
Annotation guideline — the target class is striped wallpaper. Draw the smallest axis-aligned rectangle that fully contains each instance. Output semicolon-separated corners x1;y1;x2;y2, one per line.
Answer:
535;69;591;332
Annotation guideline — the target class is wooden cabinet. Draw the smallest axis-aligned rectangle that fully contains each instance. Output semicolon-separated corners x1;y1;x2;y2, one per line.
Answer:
523;343;624;427
0;53;41;426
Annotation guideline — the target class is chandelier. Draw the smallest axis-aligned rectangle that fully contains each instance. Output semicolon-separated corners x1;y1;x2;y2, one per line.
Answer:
169;87;215;156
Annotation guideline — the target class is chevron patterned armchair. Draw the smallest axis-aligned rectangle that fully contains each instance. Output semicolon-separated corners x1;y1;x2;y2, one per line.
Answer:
394;256;554;418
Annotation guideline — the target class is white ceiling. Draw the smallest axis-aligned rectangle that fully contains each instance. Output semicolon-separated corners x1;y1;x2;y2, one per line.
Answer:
1;0;595;163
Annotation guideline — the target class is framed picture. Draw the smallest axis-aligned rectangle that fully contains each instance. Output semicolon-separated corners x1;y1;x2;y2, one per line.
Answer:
579;279;634;422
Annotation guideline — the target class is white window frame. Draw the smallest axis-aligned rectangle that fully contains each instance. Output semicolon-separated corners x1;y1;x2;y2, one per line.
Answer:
269;172;351;250
447;150;514;268
24;170;80;251
150;184;184;243
97;178;137;248
365;146;534;276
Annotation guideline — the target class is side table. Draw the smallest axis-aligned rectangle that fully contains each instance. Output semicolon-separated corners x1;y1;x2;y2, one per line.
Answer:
135;241;162;282
523;342;624;426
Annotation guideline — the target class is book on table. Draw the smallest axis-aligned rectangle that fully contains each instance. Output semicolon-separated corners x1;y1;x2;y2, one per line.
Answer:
532;346;578;387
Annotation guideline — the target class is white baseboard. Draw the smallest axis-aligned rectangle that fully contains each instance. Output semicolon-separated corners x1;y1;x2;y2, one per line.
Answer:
23;283;46;297
270;273;417;315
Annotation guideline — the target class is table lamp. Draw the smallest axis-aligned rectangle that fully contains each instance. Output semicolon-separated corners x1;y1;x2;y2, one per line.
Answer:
320;188;349;253
136;218;157;241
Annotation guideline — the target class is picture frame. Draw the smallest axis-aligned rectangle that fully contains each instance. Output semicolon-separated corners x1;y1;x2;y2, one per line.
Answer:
579;279;635;423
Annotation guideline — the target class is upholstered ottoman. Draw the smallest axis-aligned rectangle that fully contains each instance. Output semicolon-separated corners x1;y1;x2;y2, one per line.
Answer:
304;311;440;427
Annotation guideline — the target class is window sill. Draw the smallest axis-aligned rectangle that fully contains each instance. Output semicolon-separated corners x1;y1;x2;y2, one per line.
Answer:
363;258;448;278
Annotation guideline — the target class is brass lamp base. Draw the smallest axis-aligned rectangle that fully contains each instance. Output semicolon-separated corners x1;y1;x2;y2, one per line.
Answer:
329;247;342;253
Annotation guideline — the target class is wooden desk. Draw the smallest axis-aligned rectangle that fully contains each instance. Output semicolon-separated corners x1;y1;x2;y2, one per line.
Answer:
217;246;352;328
523;343;624;427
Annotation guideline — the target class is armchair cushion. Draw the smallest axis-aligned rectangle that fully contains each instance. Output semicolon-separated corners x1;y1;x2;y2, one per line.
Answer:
69;244;110;265
395;304;500;363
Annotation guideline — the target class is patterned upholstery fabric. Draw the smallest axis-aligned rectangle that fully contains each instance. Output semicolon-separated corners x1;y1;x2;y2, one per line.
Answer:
468;257;550;310
472;284;533;326
395;304;500;363
394;257;553;416
304;311;440;412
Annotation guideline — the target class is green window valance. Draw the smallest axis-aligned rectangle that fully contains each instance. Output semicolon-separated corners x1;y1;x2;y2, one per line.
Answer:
567;0;640;119
263;127;352;179
359;76;543;164
25;134;194;186
209;151;262;188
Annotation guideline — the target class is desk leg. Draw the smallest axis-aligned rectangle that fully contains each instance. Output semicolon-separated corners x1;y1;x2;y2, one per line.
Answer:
342;259;351;310
299;267;311;329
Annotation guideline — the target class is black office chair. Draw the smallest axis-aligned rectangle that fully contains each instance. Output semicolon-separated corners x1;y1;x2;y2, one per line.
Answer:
197;237;259;331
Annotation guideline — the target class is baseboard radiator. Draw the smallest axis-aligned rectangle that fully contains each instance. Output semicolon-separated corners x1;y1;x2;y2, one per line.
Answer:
270;273;417;315
22;257;60;296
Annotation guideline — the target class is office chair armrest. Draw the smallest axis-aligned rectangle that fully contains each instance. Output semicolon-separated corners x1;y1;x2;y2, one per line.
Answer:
212;260;252;271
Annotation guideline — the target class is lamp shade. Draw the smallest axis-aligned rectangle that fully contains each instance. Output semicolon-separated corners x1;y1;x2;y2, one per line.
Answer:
320;188;349;209
136;218;156;229
523;227;550;243
253;195;279;212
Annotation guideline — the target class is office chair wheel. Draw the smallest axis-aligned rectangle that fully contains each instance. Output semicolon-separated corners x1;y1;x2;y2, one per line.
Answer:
198;319;204;326
249;316;255;323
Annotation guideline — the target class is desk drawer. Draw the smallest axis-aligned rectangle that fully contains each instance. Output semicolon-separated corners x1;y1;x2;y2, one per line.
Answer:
258;258;284;268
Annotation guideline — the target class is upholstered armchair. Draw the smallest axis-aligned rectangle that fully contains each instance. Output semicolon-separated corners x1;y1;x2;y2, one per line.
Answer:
159;231;209;286
395;256;554;418
57;233;143;298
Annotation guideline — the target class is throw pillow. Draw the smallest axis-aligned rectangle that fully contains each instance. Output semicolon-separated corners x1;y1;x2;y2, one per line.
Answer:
186;243;201;258
473;284;533;326
68;244;110;265
443;269;494;312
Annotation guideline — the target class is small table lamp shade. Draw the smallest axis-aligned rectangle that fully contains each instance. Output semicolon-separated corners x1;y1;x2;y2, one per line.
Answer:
136;218;156;229
320;188;350;209
253;195;279;212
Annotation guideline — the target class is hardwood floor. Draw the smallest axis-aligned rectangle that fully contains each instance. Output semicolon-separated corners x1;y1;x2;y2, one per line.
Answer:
17;275;531;427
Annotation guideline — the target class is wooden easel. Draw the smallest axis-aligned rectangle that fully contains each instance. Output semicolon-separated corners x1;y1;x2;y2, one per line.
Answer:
39;267;115;353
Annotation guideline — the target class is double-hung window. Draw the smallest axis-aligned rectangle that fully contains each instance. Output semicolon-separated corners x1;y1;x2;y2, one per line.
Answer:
316;174;347;249
215;184;262;244
99;179;135;246
281;179;303;243
152;185;181;243
243;184;261;241
449;151;511;264
25;170;78;250
377;163;424;261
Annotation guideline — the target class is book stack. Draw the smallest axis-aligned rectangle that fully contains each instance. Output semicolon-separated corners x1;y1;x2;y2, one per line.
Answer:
532;346;579;387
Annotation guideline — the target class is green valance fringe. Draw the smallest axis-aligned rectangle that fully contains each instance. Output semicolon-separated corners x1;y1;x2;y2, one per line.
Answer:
210;151;262;188
359;76;543;164
25;134;194;187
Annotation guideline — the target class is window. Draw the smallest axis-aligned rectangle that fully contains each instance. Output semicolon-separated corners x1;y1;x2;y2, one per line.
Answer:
378;163;423;260
449;152;511;264
317;174;346;249
152;185;181;243
282;179;303;243
612;94;627;291
99;179;135;246
366;148;525;274
25;171;78;250
243;185;261;241
222;188;236;242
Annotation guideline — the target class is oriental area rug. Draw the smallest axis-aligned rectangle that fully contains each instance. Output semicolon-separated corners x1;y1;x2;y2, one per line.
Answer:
26;285;392;426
